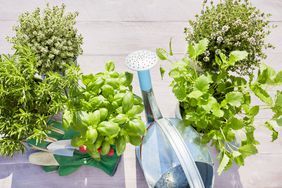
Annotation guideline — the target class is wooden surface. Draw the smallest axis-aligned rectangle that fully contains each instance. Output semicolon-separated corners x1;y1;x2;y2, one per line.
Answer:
0;0;282;188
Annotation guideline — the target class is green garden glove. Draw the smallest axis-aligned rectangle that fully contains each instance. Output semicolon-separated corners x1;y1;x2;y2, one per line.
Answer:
27;120;121;176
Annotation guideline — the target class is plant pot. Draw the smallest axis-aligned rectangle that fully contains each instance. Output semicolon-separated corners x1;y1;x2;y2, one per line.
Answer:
175;102;241;147
175;103;243;186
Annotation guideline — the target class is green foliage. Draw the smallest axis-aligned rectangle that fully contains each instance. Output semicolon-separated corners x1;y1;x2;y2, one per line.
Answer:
185;0;274;75
157;39;282;175
9;4;83;75
0;46;71;156
63;62;146;159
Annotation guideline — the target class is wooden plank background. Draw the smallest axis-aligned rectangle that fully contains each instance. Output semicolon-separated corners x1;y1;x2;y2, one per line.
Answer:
0;0;281;188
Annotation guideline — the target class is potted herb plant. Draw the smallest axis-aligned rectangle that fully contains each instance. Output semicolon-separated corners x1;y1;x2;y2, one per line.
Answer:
156;39;282;174
25;60;145;176
185;0;275;76
0;45;69;156
62;61;146;159
8;4;83;75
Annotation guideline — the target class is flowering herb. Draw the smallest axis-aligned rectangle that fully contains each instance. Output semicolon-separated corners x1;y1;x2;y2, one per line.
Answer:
9;4;83;75
157;39;282;174
185;0;275;75
0;46;72;156
63;61;146;159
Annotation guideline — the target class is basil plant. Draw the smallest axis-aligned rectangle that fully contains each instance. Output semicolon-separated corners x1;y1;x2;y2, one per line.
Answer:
157;39;282;174
63;62;146;159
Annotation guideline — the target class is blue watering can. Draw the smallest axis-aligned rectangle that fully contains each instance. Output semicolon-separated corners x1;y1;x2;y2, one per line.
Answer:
125;50;215;188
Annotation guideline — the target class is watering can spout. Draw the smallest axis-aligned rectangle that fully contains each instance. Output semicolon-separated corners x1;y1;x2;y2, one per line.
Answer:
125;50;162;124
138;71;163;123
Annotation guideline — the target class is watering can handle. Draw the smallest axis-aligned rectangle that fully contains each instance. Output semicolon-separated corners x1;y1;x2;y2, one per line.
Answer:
156;118;205;188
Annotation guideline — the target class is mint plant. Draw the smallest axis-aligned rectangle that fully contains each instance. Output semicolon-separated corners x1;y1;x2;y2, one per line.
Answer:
63;61;146;159
9;4;83;75
157;39;282;174
0;46;71;156
185;0;274;75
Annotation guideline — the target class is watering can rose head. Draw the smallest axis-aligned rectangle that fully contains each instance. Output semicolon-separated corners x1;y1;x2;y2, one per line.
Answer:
62;61;146;159
157;38;282;175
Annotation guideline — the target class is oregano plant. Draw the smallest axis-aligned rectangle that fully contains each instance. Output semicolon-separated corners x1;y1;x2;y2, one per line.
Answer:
63;61;146;159
157;39;282;174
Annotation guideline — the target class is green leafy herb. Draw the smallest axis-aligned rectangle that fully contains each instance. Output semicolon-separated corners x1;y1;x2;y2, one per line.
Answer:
8;4;83;75
63;62;146;159
185;0;275;75
0;46;71;156
158;39;282;174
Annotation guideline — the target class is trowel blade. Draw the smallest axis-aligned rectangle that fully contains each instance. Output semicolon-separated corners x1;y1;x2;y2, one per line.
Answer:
29;152;59;166
47;140;77;157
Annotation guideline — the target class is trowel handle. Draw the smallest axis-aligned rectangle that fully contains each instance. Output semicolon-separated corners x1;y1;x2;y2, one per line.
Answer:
137;70;152;92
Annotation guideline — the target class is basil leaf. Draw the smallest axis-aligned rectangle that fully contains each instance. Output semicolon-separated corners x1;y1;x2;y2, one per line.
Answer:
85;127;98;143
97;121;120;136
122;92;134;113
101;141;111;155
105;61;115;72
116;136;126;156
126;105;144;117
126;119;146;136
129;135;142;146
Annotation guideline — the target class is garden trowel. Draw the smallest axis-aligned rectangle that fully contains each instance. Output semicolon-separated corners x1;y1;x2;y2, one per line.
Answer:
29;152;59;166
47;139;77;157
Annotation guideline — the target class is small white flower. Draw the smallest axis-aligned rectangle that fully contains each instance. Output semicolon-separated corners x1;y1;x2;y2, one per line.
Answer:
217;36;223;43
234;19;242;26
203;56;210;62
235;42;241;46
215;49;221;55
213;22;219;28
248;37;256;45
204;50;210;56
222;25;230;32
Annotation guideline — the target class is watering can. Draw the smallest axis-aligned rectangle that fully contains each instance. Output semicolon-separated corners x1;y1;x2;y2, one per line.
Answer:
125;50;214;188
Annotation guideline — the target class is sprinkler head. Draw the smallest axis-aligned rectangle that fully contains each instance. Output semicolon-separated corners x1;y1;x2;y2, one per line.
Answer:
125;50;158;71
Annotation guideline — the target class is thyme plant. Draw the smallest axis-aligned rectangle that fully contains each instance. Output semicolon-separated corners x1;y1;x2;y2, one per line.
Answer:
9;4;83;75
185;0;274;75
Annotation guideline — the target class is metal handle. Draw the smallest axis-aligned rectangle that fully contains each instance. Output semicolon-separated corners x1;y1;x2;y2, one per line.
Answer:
156;118;205;188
